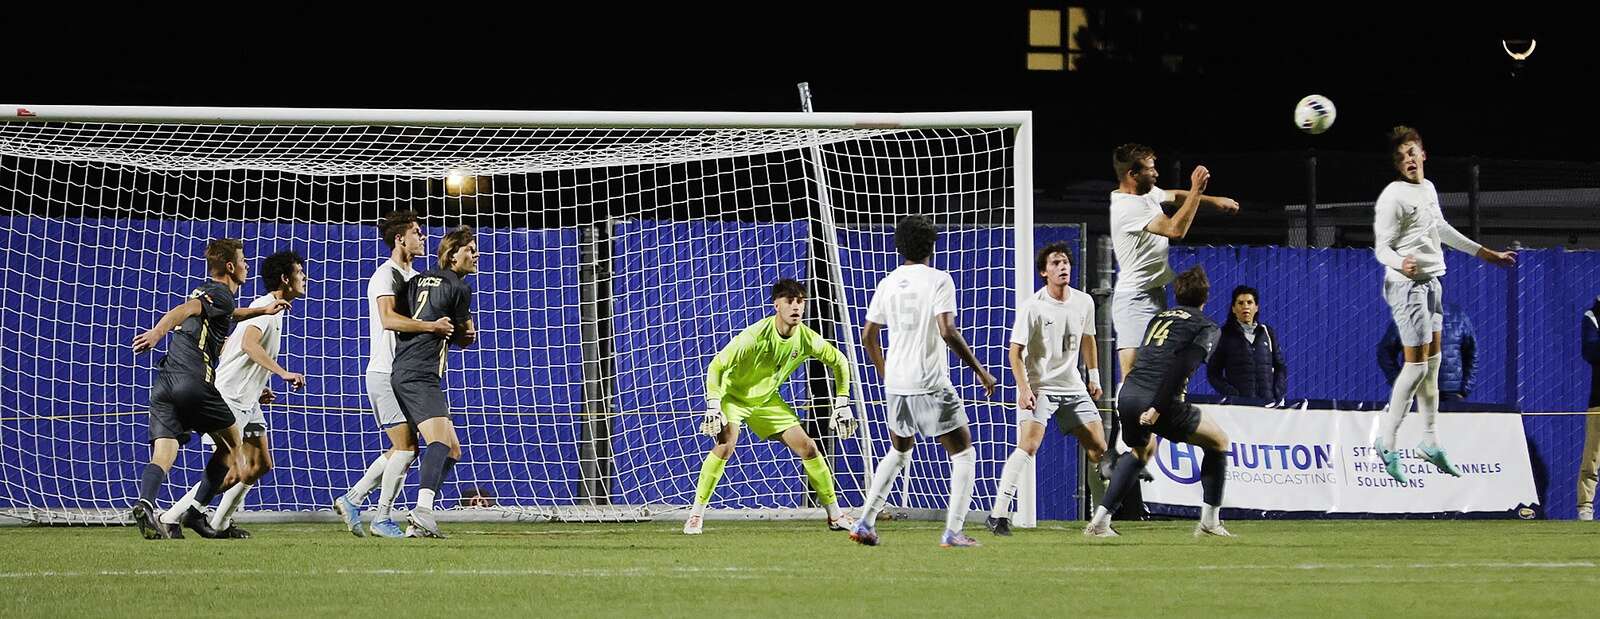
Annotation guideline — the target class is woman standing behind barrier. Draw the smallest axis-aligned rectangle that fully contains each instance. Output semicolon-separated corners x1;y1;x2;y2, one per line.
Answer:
1205;285;1287;403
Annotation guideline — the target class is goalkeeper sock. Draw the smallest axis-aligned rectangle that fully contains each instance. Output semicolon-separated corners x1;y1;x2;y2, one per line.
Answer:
800;455;838;511
694;452;728;506
992;449;1033;519
344;453;389;505
945;447;977;533
862;448;911;527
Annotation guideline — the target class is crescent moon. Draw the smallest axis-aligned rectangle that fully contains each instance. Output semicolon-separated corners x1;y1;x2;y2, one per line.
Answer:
1502;39;1536;61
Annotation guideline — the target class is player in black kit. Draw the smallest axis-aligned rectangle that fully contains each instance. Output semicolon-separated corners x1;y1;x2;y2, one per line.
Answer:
1084;265;1236;538
391;225;479;538
128;239;289;539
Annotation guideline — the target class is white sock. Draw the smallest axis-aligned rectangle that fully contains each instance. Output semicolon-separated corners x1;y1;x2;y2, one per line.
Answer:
416;488;436;512
861;449;911;527
161;482;203;524
1200;504;1220;528
209;483;253;530
344;453;389;505
1091;505;1111;527
992;449;1033;519
1380;361;1426;452
375;450;414;519
689;501;707;518
945;447;977;533
824;501;841;520
1418;354;1442;448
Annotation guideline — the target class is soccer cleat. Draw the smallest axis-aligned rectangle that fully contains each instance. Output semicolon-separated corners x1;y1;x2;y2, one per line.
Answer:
848;521;879;546
1082;519;1119;538
406;507;447;539
939;530;981;548
1577;506;1594;521
180;506;223;539
827;510;857;532
682;513;704;535
216;525;252;539
1375;439;1407;483
1418;443;1463;477
162;521;186;539
370;518;407;538
985;515;1012;537
333;496;366;538
1194;522;1236;538
131;499;166;540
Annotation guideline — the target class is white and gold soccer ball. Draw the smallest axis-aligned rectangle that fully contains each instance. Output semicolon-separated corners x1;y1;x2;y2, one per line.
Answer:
1294;94;1337;135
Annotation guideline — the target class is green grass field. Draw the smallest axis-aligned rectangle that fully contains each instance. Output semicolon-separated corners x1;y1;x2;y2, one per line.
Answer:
4;519;1598;617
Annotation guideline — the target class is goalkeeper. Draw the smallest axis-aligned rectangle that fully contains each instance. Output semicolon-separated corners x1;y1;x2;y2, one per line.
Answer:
684;278;858;535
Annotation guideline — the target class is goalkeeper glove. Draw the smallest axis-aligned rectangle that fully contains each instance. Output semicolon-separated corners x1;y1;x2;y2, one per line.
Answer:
700;399;726;437
830;396;858;437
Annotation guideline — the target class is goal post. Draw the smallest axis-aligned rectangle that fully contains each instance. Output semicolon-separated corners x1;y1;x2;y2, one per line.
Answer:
0;104;1036;525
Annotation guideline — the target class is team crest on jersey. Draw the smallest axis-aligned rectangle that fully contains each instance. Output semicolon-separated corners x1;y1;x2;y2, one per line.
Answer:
187;288;213;305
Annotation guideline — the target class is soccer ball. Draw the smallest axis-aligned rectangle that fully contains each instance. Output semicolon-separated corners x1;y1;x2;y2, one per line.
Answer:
1294;94;1337;134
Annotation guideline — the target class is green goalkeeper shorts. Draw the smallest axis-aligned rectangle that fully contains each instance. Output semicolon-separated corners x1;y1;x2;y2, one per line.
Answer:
723;394;801;440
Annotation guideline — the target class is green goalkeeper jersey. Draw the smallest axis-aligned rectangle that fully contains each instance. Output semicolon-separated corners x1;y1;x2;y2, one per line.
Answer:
706;317;852;405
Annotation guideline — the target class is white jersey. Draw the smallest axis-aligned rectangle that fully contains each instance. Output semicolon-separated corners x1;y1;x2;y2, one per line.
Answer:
1109;187;1175;293
865;263;958;395
365;258;417;374
1010;287;1096;396
214;294;286;414
1373;179;1481;283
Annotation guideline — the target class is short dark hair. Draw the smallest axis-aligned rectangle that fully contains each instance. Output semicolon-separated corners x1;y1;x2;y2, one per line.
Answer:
1113;143;1155;181
379;210;420;249
894;215;937;263
1389;125;1423;160
771;278;806;301
437;225;476;269
1231;285;1258;305
261;250;304;292
205;238;243;276
1035;242;1072;276
1174;265;1210;307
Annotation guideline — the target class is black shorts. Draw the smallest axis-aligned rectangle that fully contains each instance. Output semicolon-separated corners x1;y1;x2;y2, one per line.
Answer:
391;372;450;426
148;373;236;442
1116;392;1203;449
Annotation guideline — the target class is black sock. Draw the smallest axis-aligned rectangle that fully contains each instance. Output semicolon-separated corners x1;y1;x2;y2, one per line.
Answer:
1201;449;1227;507
194;451;231;505
1099;452;1143;513
139;464;167;504
442;457;458;486
419;442;450;493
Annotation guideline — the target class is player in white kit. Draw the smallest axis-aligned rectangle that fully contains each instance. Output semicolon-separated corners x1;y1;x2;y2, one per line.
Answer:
851;215;998;548
333;210;455;538
987;242;1105;536
1370;126;1515;482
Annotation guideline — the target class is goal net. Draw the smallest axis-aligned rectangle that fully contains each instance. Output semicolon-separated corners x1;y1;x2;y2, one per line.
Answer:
0;106;1034;525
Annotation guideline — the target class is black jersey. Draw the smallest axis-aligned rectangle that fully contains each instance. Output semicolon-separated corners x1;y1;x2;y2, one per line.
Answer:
392;268;473;379
1120;306;1220;411
158;280;237;383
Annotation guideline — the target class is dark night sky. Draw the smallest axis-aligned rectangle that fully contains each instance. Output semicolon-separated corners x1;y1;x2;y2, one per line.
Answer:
0;4;1582;185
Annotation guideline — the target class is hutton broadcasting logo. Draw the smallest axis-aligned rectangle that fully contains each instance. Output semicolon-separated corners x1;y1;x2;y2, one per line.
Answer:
1155;438;1336;484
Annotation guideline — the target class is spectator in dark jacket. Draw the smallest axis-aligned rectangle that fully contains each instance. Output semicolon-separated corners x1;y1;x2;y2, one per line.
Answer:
1579;295;1600;521
1206;285;1287;401
1380;303;1475;401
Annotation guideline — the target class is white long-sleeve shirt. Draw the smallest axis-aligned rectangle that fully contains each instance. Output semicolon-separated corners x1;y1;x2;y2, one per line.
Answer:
1372;179;1481;283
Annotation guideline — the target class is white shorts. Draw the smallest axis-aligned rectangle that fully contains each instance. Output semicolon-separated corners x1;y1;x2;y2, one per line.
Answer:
367;370;407;427
886;387;969;439
1112;286;1168;349
1383;278;1443;348
1023;392;1101;431
201;404;267;446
